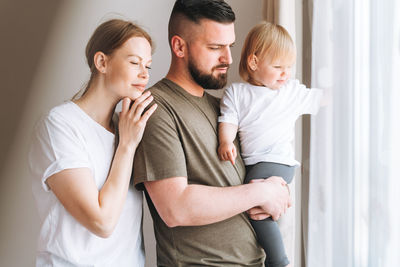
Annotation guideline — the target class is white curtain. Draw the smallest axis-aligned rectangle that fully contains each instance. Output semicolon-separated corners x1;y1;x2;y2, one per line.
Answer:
308;0;400;266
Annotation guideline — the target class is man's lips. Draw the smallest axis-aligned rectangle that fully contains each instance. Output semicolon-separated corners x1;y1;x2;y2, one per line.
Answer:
216;67;228;73
213;64;230;73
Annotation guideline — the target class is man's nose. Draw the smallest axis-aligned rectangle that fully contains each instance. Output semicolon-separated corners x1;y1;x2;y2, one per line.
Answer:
220;46;232;65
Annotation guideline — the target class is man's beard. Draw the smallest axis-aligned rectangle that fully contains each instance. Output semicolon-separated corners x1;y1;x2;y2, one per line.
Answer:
188;59;229;90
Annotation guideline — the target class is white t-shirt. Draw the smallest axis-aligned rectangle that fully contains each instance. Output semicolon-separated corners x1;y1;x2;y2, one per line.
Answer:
29;101;144;267
218;80;322;166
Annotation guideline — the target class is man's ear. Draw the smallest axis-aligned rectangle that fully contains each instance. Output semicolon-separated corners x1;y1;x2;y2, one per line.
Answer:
170;35;186;58
248;54;258;71
93;51;108;74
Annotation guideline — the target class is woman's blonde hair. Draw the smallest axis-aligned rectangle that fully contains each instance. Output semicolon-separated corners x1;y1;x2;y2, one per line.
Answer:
73;19;153;100
239;21;296;82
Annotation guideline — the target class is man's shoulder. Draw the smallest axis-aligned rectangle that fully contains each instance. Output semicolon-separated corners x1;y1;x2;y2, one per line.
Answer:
143;79;181;124
147;79;170;96
147;79;180;105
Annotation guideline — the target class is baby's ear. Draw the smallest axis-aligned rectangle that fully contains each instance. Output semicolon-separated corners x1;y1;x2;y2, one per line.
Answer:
248;54;258;71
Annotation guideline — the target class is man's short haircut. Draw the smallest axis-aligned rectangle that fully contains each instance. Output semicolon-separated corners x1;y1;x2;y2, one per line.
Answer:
168;0;235;42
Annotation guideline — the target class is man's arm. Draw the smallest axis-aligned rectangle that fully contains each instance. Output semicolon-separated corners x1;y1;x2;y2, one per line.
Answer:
144;176;290;227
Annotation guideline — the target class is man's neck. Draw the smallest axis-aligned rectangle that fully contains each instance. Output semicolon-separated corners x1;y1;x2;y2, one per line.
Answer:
166;68;204;97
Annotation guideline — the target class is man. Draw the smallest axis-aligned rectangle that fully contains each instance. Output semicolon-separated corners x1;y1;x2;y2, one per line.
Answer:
133;1;291;266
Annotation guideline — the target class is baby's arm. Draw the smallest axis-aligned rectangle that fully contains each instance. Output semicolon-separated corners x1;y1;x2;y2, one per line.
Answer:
218;122;238;165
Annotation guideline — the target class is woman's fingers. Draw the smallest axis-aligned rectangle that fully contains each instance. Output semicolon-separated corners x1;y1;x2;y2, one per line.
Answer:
139;103;157;124
129;91;151;116
121;98;131;116
132;95;154;120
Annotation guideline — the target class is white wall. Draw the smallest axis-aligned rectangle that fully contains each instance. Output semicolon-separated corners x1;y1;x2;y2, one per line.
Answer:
0;1;265;266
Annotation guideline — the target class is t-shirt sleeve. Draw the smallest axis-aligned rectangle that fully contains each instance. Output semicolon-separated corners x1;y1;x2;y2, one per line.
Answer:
29;113;91;192
295;81;323;115
133;102;187;190
218;85;239;125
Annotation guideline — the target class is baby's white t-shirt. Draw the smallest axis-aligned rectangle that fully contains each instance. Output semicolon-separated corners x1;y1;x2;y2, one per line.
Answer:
219;80;322;166
29;101;144;267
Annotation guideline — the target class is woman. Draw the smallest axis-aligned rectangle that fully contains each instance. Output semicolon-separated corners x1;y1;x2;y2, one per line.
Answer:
29;19;157;266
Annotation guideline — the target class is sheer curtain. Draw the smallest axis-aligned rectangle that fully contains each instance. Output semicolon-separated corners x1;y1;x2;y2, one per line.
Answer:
308;0;400;266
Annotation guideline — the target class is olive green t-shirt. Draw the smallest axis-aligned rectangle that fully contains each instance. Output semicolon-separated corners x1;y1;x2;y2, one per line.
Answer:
133;78;264;267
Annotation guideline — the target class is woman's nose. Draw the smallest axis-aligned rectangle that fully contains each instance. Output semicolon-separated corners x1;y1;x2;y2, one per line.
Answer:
139;65;149;79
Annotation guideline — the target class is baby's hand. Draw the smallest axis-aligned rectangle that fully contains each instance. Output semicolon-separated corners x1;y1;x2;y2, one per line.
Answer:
218;142;237;165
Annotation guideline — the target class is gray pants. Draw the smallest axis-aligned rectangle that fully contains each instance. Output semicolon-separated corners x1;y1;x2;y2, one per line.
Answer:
244;162;295;267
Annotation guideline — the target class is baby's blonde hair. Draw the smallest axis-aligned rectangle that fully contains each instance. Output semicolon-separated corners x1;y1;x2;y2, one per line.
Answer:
239;21;296;82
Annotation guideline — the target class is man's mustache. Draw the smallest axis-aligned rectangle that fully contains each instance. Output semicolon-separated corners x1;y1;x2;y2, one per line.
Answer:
212;64;230;71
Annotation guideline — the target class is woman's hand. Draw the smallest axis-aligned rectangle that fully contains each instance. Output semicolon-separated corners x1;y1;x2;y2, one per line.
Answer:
218;142;237;165
118;92;157;150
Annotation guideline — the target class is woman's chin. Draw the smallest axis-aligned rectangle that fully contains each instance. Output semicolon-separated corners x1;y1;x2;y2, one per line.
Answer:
130;91;143;101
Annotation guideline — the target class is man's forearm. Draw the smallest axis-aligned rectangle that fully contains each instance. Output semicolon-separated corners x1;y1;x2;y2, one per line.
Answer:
145;176;289;227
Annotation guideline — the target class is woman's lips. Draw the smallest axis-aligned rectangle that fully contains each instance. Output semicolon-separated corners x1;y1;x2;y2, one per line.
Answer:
132;84;146;91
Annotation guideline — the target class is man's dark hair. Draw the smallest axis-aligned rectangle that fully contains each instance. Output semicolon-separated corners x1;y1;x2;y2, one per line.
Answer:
168;0;235;41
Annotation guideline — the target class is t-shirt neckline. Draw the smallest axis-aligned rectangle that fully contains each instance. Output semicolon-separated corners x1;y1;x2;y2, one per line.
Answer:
162;78;210;100
68;101;116;138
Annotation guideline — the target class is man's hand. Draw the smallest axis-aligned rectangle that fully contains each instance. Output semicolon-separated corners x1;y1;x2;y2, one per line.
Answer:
246;177;291;221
